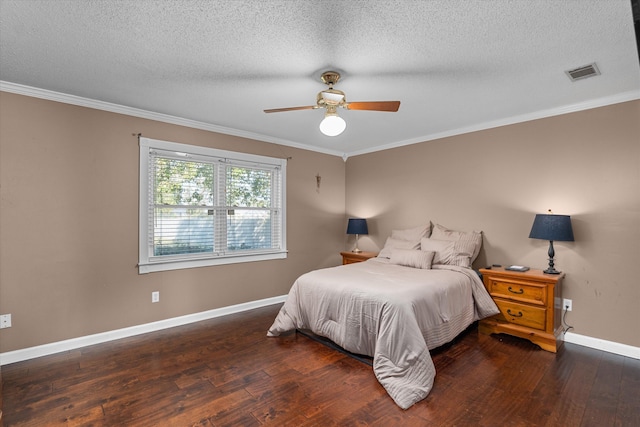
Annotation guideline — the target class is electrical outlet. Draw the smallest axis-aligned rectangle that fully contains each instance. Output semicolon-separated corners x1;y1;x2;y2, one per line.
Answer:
563;298;572;312
0;314;12;328
152;291;160;303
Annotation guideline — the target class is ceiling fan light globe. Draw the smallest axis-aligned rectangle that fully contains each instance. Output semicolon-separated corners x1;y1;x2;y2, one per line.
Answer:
319;115;346;136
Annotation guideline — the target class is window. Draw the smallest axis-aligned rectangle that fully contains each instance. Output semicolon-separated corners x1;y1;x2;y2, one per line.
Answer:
139;137;286;273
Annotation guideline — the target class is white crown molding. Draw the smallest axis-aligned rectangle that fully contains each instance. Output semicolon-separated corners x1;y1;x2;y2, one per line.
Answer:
345;89;640;158
0;295;287;366
0;81;345;158
2;81;638;161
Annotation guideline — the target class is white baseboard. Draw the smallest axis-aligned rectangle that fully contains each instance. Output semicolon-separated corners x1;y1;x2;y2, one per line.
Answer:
564;332;640;359
0;295;286;366
2;298;638;365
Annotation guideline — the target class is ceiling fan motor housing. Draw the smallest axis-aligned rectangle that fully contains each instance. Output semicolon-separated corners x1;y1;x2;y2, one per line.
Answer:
317;88;346;107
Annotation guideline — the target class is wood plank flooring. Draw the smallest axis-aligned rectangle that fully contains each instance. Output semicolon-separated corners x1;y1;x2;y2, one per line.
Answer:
2;304;639;426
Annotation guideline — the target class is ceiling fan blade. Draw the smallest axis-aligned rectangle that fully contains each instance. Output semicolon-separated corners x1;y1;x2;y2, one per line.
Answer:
264;105;316;113
345;101;401;112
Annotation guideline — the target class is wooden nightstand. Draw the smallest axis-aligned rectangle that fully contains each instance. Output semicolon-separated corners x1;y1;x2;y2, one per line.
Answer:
340;251;378;265
479;267;564;353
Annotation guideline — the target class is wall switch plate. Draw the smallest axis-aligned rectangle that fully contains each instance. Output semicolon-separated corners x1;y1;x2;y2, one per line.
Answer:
563;298;572;312
0;314;12;328
152;291;160;303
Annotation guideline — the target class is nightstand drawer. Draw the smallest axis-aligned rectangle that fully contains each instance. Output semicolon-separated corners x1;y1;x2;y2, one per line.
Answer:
494;299;547;331
486;278;546;306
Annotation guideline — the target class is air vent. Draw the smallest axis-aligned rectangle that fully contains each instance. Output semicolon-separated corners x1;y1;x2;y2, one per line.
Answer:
565;63;600;81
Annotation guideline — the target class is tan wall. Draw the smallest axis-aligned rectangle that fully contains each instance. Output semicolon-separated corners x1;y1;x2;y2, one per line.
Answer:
1;91;638;353
0;92;346;352
346;100;640;348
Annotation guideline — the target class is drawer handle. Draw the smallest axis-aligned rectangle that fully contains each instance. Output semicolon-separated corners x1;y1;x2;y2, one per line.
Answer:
507;309;523;318
508;286;524;294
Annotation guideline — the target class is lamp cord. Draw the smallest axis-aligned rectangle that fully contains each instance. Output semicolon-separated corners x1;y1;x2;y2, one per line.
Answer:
562;305;574;335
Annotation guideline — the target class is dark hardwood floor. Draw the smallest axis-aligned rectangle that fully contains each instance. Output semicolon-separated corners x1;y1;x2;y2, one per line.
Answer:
2;304;639;426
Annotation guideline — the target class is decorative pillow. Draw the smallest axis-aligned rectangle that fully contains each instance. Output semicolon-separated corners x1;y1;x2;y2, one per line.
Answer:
420;237;473;268
378;237;421;258
390;249;435;269
391;223;432;242
430;224;483;262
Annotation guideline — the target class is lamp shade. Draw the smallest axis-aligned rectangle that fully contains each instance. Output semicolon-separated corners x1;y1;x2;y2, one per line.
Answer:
346;218;368;235
529;214;574;242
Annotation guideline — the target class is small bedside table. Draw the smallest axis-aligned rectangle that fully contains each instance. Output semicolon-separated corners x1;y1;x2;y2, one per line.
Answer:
479;267;564;353
340;251;378;265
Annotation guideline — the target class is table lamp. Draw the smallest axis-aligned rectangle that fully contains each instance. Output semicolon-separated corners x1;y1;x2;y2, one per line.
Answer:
346;218;368;253
529;212;574;274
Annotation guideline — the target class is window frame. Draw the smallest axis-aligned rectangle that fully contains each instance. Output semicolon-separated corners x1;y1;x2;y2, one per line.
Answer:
139;137;287;274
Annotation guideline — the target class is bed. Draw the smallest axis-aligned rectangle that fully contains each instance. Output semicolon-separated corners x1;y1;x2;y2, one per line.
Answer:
267;223;500;409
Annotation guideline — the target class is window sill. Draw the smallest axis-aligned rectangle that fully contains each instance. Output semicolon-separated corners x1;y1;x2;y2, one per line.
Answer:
138;251;288;274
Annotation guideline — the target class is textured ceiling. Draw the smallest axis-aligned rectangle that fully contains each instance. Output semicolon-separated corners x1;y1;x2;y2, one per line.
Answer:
1;0;639;157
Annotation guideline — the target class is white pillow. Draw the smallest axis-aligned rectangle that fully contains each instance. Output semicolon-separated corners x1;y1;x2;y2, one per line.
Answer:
390;249;435;269
421;237;472;268
378;237;420;258
391;223;432;242
430;224;483;262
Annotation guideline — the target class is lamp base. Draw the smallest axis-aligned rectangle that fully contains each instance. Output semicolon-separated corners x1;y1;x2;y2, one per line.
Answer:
352;234;362;253
543;241;561;275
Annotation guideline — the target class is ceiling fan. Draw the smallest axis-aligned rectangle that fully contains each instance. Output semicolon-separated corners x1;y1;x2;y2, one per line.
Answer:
264;71;401;136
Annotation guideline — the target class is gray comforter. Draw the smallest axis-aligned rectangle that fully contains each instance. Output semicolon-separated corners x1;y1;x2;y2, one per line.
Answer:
267;258;499;409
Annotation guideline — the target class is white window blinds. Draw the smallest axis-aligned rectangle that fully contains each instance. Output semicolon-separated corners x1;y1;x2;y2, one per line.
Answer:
139;137;286;273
